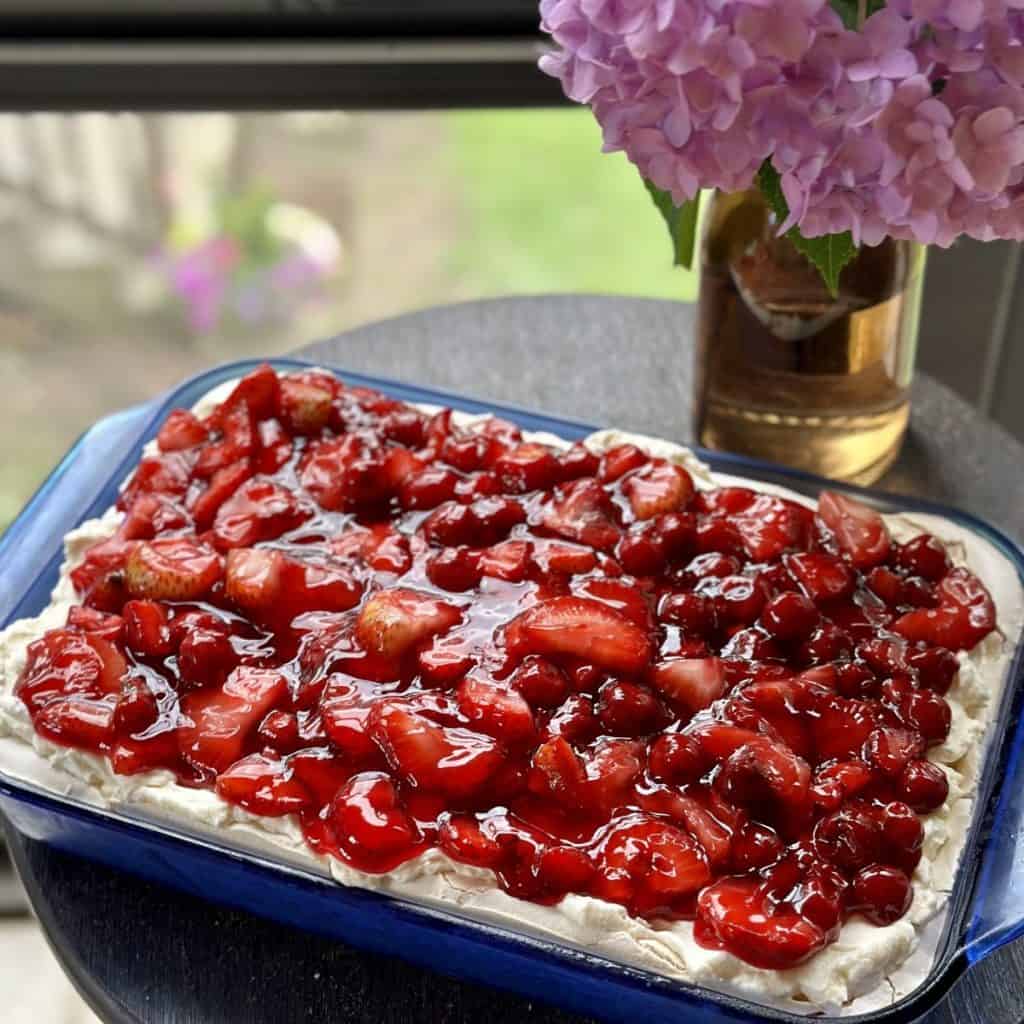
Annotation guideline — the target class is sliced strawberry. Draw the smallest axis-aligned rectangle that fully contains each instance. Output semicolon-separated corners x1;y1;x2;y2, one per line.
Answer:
157;408;209;452
117;453;192;510
360;524;413;575
686;721;763;762
320;673;384;761
541;479;621;551
288;746;353;805
355;588;462;659
277;378;333;434
69;539;134;610
598;444;648;482
246;420;289;479
892;567;996;650
420;502;480;547
897;534;950;582
494;443;560;494
456;675;535;746
438;814;507;869
191;459;254;530
119;492;192;541
110;728;182;776
33;695;117;748
649;658;726;715
224;547;283;615
17;629;122;712
122;599;173;657
216;752;313;816
370;703;503;800
504;597;651;675
212;478;311;549
399;465;458;510
580;739;644;814
124;538;222;601
379;408;427;447
622;460;694;520
282;558;363;617
696;877;826;969
66;606;124;643
178;667;289;776
785;552;854;604
329;771;423;866
299;435;377;511
217;363;280;422
529;735;587;804
479;539;532;582
194;402;256;478
594;815;711;917
817;491;890;570
531;539;598;576
558;442;600;481
733;495;813;561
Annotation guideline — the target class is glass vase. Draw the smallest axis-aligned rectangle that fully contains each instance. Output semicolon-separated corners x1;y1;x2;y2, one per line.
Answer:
694;189;926;485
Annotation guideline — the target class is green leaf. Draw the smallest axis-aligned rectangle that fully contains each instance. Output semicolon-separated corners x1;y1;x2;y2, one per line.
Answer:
755;162;856;297
643;180;700;271
828;0;885;29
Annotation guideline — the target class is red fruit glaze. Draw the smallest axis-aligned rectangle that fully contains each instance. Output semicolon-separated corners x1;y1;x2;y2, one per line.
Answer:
22;368;998;973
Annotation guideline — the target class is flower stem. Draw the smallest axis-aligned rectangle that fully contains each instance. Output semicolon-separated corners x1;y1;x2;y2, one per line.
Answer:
857;0;867;27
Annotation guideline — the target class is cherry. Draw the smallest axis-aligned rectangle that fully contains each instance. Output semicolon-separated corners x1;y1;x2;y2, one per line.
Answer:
799;624;853;665
761;592;819;641
647;733;705;784
851;864;912;925
597;681;665;736
426;547;483;592
546;695;599;744
813;805;883;873
658;592;715;634
899;760;949;812
907;646;959;694
705;574;765;626
512;657;570;709
731;821;784;872
899;688;952;745
897;535;950;583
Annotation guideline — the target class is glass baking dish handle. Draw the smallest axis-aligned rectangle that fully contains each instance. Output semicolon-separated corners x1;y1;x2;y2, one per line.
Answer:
962;639;1024;965
0;402;156;628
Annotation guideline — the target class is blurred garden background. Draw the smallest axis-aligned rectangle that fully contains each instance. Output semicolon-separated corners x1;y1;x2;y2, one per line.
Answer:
0;108;696;533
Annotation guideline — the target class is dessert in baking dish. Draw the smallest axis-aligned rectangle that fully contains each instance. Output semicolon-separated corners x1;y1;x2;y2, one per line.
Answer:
0;365;1018;1013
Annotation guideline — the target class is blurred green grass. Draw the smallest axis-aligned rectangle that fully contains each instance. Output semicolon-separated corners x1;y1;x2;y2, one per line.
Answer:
446;108;698;301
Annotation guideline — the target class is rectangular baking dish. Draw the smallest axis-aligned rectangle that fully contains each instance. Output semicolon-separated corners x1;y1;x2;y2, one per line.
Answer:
1;357;1022;1024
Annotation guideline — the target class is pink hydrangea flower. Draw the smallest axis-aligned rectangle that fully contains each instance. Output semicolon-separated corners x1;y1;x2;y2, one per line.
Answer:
540;0;1024;246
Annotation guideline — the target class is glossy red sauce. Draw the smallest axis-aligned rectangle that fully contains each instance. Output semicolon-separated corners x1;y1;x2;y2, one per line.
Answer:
16;364;997;970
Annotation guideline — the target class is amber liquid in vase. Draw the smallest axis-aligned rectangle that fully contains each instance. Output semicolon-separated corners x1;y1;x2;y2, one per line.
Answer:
695;191;925;485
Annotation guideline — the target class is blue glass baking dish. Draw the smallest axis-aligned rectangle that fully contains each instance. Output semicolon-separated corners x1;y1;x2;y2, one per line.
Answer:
0;357;1022;1024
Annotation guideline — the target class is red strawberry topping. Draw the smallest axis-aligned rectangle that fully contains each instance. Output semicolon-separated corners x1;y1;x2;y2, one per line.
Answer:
22;367;999;973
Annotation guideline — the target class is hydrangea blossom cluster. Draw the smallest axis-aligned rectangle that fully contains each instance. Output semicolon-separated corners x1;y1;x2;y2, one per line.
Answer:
540;0;1024;246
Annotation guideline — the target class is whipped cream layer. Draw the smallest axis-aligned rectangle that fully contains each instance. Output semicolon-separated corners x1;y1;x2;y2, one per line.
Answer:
0;374;1020;1017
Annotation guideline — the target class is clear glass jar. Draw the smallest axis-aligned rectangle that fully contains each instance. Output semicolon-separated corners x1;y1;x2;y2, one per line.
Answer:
694;189;926;484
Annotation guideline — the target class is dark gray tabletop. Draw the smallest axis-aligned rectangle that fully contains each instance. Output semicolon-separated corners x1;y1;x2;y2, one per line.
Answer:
8;296;1024;1024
